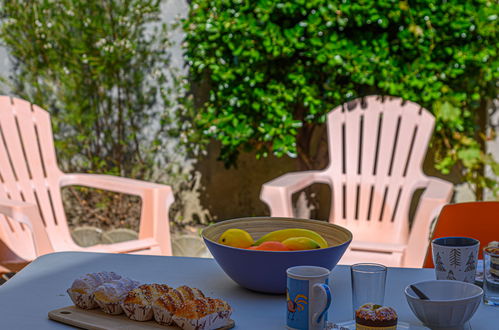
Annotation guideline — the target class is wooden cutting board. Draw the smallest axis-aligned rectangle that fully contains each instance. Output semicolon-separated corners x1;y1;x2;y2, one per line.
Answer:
48;306;235;330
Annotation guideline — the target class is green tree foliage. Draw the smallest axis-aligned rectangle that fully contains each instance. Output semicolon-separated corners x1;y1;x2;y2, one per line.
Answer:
183;0;498;199
0;0;174;178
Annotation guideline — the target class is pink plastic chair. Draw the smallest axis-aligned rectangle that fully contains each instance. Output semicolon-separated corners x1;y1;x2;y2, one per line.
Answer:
0;96;174;271
261;96;453;267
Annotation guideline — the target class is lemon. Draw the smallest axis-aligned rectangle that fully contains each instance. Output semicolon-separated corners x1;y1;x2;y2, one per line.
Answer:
218;228;254;248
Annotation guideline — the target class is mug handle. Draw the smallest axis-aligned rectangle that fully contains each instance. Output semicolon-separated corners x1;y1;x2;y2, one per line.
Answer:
312;283;332;325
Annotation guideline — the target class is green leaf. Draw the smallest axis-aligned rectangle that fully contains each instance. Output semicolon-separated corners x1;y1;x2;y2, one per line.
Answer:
457;148;481;168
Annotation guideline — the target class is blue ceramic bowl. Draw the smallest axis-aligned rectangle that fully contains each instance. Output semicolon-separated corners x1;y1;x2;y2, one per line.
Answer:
202;217;352;294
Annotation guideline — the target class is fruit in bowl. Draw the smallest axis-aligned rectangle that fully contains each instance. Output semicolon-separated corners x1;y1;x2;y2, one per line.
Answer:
202;217;352;294
217;228;254;248
218;227;327;251
252;227;328;249
405;280;483;329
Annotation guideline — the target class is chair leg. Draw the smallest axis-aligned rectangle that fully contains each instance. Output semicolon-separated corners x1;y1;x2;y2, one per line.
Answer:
2;272;15;281
0;272;16;285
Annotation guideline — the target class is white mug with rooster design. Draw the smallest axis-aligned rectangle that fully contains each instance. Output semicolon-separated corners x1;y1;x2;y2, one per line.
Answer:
432;237;480;283
286;266;332;330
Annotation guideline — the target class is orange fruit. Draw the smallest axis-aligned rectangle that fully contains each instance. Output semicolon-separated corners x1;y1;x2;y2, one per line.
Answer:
249;241;290;251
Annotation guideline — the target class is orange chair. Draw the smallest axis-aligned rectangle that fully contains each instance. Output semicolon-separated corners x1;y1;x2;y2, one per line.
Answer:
423;201;499;268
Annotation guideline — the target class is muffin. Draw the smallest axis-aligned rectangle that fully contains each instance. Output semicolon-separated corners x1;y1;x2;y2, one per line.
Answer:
176;285;206;301
355;303;397;330
121;283;172;321
153;285;206;326
93;277;140;314
67;271;122;309
172;297;232;330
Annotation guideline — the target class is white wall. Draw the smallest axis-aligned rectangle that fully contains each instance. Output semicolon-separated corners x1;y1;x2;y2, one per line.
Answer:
0;42;11;93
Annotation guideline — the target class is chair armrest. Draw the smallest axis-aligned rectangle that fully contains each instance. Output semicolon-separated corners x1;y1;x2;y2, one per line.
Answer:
260;171;324;217
404;177;454;267
60;173;171;197
0;198;53;256
349;241;406;253
60;173;175;255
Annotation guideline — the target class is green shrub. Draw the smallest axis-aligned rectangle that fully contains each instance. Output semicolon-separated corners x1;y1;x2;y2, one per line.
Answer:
183;0;498;199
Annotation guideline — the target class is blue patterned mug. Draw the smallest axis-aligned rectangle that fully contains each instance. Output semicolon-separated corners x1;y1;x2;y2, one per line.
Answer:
286;266;332;330
432;237;480;283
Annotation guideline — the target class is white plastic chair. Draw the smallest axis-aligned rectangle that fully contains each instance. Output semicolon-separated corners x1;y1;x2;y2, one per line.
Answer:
0;96;174;271
261;96;453;267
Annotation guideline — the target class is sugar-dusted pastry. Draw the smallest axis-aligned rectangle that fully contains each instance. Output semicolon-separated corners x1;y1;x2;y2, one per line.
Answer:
172;297;233;330
67;271;122;309
153;285;206;326
121;283;172;321
93;277;140;314
355;303;397;330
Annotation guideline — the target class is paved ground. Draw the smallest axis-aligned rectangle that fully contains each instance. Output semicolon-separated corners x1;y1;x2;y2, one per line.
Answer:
171;234;212;258
71;226;211;258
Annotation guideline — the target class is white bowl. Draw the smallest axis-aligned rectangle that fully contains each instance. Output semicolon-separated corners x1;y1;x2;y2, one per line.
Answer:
405;280;483;329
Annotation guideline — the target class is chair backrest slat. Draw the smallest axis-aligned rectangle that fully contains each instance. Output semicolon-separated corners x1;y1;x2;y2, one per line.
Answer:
0;96;67;259
29;102;67;233
0;97;38;258
356;100;382;223
11;99;53;227
0;97;33;197
327;105;344;222
343;102;362;222
325;96;434;244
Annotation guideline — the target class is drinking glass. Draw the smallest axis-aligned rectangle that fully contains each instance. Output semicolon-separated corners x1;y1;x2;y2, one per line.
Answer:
350;263;387;316
483;246;499;306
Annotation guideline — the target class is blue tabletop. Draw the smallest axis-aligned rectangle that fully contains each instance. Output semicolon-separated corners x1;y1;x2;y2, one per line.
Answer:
0;252;496;329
